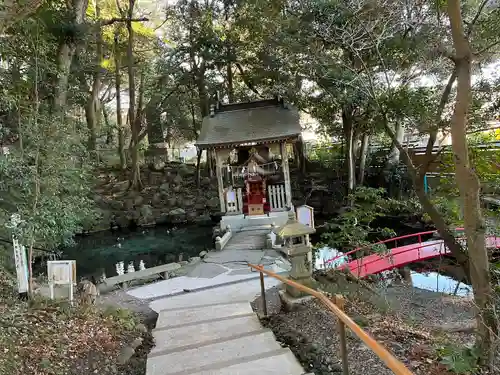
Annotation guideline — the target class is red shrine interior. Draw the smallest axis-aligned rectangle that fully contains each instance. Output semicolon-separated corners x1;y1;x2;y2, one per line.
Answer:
243;175;269;216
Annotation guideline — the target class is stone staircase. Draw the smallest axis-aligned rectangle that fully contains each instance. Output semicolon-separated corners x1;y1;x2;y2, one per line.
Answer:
147;301;311;375
224;229;269;251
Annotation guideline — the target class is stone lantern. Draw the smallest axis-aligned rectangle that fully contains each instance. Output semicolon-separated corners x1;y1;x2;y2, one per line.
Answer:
277;211;316;298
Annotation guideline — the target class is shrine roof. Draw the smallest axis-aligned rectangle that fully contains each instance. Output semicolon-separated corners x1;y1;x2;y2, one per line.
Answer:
196;98;301;149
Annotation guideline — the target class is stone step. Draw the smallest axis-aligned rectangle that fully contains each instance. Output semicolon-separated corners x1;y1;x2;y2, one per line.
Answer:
238;226;272;232
187;349;306;375
225;233;267;250
146;330;283;375
155;301;253;329
151;314;262;354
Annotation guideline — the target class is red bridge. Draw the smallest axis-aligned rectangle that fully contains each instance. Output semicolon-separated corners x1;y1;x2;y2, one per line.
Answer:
324;229;500;278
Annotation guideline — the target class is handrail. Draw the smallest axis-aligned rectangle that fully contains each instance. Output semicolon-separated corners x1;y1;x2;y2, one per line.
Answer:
324;227;466;265
249;263;414;375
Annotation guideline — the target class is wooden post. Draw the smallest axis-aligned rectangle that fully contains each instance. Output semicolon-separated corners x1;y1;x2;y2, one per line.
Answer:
236;188;243;213
334;294;349;375
214;149;226;213
280;142;292;209
260;268;268;317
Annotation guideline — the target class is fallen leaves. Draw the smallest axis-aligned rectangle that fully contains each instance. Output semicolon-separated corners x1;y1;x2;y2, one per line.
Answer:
0;292;140;375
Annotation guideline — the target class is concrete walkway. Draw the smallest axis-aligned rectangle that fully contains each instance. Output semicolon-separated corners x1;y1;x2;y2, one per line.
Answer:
126;228;311;374
147;298;311;375
128;248;290;301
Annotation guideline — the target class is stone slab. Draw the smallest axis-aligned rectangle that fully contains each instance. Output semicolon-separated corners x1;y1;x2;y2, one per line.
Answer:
128;270;272;300
204;249;265;265
127;247;290;301
187;349;306;375
104;263;181;286
148;277;283;312
155;301;253;329
146;330;282;375
152;314;262;354
185;263;228;278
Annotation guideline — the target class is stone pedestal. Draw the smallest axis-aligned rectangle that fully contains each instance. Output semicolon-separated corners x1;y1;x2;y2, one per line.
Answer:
286;244;314;298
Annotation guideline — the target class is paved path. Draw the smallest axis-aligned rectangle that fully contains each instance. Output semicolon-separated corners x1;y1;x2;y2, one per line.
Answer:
128;248;290;301
127;228;312;375
147;298;311;375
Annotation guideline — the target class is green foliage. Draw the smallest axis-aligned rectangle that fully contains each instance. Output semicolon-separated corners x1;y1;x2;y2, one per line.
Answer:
322;187;414;252
103;306;138;331
0;115;97;250
437;344;480;374
436;130;500;196
422;196;463;227
307;143;343;169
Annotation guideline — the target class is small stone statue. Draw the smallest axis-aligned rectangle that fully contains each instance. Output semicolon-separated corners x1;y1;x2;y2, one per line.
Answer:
127;262;135;273
116;261;125;276
139;260;146;271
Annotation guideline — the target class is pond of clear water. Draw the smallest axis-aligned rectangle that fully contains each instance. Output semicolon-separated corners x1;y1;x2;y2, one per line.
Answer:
61;225;213;278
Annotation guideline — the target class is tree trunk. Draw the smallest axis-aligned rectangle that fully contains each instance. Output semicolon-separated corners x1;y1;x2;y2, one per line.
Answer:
342;105;355;195
294;136;306;174
386;122;404;170
383;115;471;275
102;105;113;145
52;0;88;114
195;148;202;188
358;133;369;185
207;150;214;178
126;0;143;190
447;0;498;365
85;0;103;151
114;30;126;170
224;0;234;103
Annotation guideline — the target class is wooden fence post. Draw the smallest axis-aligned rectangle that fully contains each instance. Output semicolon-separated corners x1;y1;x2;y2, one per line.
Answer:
334;294;349;375
260;268;268;317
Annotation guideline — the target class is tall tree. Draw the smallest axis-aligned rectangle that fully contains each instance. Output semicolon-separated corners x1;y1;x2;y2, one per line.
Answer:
446;0;498;365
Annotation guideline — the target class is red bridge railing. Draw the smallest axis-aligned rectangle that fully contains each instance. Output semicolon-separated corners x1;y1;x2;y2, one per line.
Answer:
323;229;447;266
324;228;500;277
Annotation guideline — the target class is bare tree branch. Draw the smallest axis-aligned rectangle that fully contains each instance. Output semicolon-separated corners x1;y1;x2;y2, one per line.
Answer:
420;68;458;173
466;0;489;37
100;17;149;26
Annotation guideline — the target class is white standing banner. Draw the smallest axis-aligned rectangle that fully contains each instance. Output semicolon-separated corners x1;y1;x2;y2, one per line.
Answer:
47;260;76;302
12;237;29;294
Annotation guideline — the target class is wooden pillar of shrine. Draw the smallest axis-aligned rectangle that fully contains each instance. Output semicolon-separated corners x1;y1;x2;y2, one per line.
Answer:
214;149;225;213
280;142;292;209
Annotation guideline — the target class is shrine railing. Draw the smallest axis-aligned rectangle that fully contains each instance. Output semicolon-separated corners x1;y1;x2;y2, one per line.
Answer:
268;184;287;211
249;263;414;375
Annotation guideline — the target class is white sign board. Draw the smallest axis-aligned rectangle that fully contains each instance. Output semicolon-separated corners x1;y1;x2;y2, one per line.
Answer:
296;205;315;229
13;238;29;294
226;190;236;202
47;260;76;302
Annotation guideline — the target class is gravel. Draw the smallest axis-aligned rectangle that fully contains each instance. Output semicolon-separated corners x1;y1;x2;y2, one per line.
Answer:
256;275;482;375
261;298;404;375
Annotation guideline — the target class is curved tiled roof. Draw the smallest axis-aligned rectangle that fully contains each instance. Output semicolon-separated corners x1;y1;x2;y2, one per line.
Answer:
196;99;301;149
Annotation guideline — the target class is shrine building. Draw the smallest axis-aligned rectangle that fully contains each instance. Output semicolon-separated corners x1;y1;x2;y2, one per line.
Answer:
196;97;301;231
